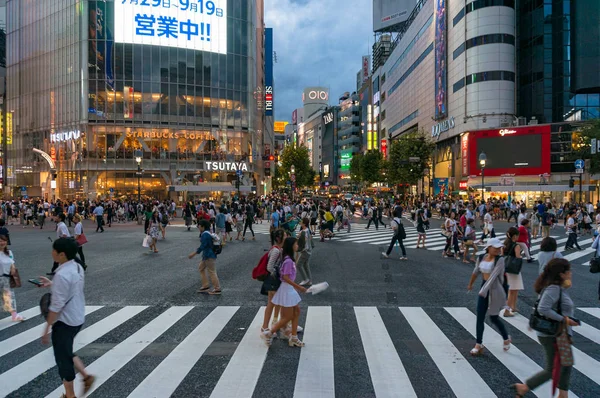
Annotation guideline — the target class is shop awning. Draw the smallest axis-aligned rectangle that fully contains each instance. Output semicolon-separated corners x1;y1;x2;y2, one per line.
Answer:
168;183;253;192
468;184;596;192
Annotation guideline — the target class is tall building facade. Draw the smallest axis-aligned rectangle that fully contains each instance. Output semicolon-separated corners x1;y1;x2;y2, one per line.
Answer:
517;0;600;123
6;0;265;200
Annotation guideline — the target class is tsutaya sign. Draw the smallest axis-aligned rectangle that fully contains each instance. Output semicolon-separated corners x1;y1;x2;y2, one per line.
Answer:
431;117;455;138
51;130;81;143
205;161;248;172
499;129;517;136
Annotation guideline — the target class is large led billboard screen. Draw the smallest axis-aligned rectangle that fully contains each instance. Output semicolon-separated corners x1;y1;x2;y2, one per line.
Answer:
373;0;417;33
114;0;227;54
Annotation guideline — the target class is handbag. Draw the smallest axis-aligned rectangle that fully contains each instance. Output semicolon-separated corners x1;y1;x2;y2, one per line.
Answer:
529;287;562;335
9;266;21;288
590;254;600;274
76;227;88;246
556;323;574;366
142;234;152;248
505;243;523;274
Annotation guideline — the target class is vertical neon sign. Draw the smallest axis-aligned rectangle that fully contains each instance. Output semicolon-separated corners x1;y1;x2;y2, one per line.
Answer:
434;0;447;119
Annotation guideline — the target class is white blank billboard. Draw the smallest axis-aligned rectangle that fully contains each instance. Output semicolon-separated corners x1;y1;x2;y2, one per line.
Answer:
373;0;418;33
115;0;227;54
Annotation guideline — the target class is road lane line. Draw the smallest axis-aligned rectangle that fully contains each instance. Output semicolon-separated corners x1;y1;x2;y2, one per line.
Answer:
400;307;495;398
128;306;239;398
0;306;102;357
354;307;416;398
444;307;579;398
293;306;335;398
0;306;147;398
209;306;268;398
44;306;193;398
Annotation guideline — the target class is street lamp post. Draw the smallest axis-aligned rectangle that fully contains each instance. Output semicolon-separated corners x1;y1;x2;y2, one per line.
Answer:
290;165;296;201
135;150;143;204
479;152;487;202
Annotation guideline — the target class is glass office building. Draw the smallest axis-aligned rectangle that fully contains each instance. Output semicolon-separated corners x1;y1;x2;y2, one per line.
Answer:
5;0;264;200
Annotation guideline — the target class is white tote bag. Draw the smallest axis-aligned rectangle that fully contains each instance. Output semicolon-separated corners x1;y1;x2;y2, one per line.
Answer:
142;234;152;247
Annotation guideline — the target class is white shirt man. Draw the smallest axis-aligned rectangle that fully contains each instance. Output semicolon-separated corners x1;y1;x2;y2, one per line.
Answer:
56;220;70;239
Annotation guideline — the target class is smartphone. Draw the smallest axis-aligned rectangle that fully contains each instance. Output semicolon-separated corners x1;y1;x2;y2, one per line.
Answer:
570;317;581;326
28;279;43;287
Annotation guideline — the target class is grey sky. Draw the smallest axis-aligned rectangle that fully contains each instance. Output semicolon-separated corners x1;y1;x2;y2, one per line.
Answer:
265;0;373;122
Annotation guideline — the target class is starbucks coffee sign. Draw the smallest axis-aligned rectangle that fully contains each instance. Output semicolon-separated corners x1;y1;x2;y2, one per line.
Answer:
431;117;455;138
204;161;249;172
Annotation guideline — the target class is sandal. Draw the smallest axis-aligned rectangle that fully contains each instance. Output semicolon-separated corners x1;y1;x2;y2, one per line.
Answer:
83;375;96;394
261;330;274;346
469;344;485;356
288;335;305;347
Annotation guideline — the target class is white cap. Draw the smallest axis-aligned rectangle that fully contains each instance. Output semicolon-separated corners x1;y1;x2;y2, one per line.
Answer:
484;238;504;249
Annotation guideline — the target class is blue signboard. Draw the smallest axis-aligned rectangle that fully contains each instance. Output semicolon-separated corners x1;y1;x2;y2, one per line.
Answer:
264;28;274;116
236;170;243;177
574;159;584;169
434;178;449;195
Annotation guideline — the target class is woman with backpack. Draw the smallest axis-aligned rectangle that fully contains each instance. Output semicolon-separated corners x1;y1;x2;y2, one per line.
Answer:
504;227;524;317
466;238;511;356
260;229;285;333
381;209;407;260
0;235;24;322
261;237;307;347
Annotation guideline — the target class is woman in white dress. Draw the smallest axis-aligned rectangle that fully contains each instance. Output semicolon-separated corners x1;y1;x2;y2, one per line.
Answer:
503;227;523;317
0;235;23;321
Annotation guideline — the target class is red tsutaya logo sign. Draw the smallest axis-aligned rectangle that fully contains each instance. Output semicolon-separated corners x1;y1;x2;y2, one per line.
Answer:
499;129;517;136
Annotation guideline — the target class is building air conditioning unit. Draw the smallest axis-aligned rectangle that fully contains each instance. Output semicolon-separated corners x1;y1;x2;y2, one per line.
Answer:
500;119;510;127
528;116;538;125
517;117;527;126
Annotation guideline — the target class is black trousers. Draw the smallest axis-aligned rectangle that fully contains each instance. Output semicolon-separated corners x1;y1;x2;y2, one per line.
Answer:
51;321;82;382
243;219;255;237
386;234;406;256
78;246;86;266
95;215;104;232
366;217;379;229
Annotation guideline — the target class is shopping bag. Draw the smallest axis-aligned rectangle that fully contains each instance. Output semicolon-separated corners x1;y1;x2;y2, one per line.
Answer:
306;282;329;295
142;235;151;248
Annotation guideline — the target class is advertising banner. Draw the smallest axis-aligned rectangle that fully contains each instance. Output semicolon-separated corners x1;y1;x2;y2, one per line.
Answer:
362;56;370;83
434;178;449;195
461;133;469;176
274;121;288;133
373;0;416;32
123;86;134;119
89;1;115;90
114;0;227;54
434;0;447;119
265;28;274;116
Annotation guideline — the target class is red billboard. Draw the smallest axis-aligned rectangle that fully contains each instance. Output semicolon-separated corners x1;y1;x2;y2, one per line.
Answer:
466;125;551;177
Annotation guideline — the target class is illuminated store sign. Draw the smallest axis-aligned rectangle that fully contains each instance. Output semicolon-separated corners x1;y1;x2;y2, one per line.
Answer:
205;161;248;172
126;131;207;140
499;129;517;136
114;0;227;55
302;87;329;103
51;130;81;143
323;112;334;124
33;148;56;169
265;86;273;113
461;133;469;175
431;117;455;138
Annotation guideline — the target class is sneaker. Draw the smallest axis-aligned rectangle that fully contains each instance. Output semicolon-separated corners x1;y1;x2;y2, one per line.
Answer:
11;313;25;322
400;257;408;261
299;280;309;286
381;252;389;258
83;375;96;394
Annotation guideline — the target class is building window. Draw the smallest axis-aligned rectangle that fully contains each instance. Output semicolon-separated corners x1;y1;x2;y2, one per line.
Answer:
388;43;434;97
381;73;386;84
381;91;386;103
453;0;515;27
453;70;515;93
453;34;515;59
388;110;419;137
381;110;386;121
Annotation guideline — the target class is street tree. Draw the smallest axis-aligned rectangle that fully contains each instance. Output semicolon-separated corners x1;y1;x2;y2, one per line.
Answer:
278;144;315;188
568;119;600;174
349;153;363;183
360;150;383;185
388;129;435;185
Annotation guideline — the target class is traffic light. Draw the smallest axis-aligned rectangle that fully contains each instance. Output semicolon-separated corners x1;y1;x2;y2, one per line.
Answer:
269;155;274;161
569;178;575;188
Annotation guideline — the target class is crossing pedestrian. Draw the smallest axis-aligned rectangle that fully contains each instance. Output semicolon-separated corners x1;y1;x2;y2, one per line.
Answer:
38;238;95;398
504;227;524;317
537;237;563;275
73;214;87;270
564;211;581;251
242;202;255;241
365;204;379;230
261;237;307;347
442;211;461;259
415;205;427;249
297;218;314;286
93;202;104;233
467;238;511;356
188;219;221;295
0;235;24;322
511;258;578;398
382;209;407;260
261;229;285;333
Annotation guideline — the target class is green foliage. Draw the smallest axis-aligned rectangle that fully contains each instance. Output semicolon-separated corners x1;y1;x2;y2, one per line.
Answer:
388;129;435;185
568;119;600;174
360;150;383;185
349;153;363;183
279;144;314;188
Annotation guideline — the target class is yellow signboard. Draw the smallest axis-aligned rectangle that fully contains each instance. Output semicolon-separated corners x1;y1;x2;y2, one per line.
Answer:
0;112;13;145
274;121;288;134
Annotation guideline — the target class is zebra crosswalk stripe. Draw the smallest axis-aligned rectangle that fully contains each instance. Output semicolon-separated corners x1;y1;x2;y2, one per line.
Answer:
354;307;417;397
0;306;102;358
293;306;335;398
0;307;41;332
400;307;495;398
209;306;268;398
0;306;147;397
580;307;600;320
44;306;193;398
128;306;239;398
444;307;579;398
502;312;600;387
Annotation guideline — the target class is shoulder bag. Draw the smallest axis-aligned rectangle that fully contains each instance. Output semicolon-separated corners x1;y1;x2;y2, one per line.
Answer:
76;225;88;246
590;253;600;274
8;251;20;288
504;243;523;274
529;287;562;335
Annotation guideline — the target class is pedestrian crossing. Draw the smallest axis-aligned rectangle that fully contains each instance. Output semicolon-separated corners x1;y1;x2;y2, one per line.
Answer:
2;305;600;397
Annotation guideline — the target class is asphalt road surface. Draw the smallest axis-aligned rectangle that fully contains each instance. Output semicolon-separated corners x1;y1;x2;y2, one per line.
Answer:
1;216;599;398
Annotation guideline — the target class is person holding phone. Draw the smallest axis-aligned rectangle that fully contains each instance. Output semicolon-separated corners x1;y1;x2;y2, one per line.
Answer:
0;235;23;322
511;258;578;398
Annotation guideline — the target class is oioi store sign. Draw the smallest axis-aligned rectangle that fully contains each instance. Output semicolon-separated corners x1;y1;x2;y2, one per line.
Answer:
204;161;248;172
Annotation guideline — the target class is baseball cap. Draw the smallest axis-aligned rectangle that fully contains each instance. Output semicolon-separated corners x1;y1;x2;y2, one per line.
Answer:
484;238;504;249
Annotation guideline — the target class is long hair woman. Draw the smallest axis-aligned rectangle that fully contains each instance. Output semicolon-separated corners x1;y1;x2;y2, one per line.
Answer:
467;238;511;356
261;237;307;347
442;211;461;259
511;258;578;398
260;229;285;333
147;211;160;253
503;227;523;317
0;235;23;321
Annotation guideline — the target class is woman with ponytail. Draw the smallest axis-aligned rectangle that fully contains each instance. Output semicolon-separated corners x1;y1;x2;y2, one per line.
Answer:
503;227;524;317
511;258;579;398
